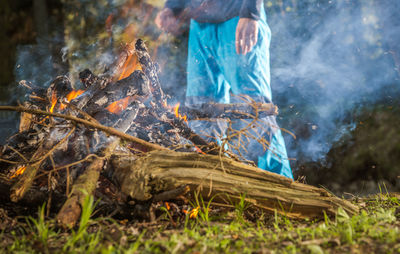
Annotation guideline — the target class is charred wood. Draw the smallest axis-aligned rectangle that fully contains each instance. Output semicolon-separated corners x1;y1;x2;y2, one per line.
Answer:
134;39;166;107
180;102;278;120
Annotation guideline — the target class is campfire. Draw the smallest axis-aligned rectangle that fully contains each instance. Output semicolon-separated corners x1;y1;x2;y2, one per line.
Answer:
0;39;357;227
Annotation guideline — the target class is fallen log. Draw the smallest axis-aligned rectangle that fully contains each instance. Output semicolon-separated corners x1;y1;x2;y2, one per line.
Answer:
112;150;358;219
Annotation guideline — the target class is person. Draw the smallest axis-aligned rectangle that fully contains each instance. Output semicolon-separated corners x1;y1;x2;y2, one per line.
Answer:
155;0;293;179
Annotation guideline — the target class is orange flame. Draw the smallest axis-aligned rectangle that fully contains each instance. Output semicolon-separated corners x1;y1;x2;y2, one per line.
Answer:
106;97;132;115
173;103;187;122
66;90;85;102
118;55;141;81
49;92;57;113
183;206;200;219
59;90;85;110
10;166;27;179
194;145;206;155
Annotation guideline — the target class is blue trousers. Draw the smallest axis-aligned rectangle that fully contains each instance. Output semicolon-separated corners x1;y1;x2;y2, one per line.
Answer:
185;9;293;179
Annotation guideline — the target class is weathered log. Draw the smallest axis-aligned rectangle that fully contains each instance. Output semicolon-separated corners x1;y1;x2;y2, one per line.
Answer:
180;102;279;120
112;150;358;219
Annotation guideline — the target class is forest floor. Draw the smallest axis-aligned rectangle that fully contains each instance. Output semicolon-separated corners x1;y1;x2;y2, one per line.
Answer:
0;192;399;254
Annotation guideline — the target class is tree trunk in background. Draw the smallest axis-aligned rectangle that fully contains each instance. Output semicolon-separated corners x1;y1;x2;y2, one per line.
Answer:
33;0;49;42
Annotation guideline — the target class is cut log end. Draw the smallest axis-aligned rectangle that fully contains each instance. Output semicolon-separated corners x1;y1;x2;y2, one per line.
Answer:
56;196;82;228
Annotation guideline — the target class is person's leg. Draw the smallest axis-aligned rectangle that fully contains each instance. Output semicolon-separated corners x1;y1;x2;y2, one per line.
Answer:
186;20;229;142
217;9;293;179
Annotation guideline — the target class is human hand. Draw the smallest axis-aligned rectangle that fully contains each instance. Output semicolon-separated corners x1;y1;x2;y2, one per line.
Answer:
155;8;180;34
235;18;259;55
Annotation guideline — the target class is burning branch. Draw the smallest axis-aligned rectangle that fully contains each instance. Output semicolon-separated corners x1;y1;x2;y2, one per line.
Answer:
177;102;278;120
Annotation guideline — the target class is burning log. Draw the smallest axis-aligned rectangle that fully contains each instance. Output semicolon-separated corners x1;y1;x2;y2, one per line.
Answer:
134;39;166;108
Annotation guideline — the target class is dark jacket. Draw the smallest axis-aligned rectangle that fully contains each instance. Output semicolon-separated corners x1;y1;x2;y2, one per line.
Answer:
165;0;263;23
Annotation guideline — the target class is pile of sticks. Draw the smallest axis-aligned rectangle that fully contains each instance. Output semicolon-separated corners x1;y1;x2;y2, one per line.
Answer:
0;39;358;227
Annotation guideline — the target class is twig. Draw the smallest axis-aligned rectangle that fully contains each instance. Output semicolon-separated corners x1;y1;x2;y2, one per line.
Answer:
0;158;21;165
35;153;104;178
6;145;29;163
66;167;70;196
62;99;100;125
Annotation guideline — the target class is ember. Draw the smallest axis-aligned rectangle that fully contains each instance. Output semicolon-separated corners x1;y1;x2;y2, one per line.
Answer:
60;90;85;110
183;206;200;219
10;165;26;179
106;96;132;115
